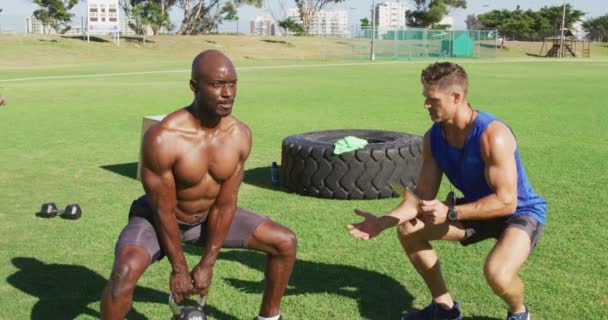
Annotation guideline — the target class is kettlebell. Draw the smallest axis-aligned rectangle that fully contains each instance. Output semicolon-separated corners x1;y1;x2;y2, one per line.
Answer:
169;293;207;320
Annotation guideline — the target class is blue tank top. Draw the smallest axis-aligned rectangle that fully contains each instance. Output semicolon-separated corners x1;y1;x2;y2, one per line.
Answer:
430;111;547;224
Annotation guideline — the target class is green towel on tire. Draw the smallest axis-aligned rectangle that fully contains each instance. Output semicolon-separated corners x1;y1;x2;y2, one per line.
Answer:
333;136;368;155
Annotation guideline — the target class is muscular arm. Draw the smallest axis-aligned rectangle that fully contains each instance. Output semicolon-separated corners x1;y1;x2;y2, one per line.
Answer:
455;121;518;220
140;125;188;274
381;131;444;229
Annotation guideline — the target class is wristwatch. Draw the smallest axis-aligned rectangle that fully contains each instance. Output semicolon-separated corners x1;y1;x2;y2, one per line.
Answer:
448;205;459;221
446;191;459;222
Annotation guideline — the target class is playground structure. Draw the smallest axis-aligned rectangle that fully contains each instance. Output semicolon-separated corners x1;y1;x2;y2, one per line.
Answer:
539;29;590;58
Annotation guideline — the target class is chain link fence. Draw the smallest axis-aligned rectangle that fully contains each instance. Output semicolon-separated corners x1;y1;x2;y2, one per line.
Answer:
348;27;498;60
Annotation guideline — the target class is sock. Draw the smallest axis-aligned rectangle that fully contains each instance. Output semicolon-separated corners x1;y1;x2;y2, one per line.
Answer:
256;315;280;320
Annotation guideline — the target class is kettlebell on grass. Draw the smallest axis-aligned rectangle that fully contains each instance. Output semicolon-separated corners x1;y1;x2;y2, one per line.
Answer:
169;293;207;320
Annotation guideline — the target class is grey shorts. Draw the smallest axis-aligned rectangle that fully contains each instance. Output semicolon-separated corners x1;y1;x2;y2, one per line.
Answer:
460;213;544;254
115;196;268;263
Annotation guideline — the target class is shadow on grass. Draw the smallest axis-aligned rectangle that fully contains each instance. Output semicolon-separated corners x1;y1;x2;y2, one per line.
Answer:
207;250;414;319
243;165;275;190
260;39;290;45
243;165;294;195
59;35;110;43
479;43;499;49
122;36;156;44
100;162;138;180
525;53;545;57
7;257;239;320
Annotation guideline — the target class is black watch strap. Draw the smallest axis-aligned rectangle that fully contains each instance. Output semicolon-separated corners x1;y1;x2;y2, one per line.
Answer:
447;191;458;222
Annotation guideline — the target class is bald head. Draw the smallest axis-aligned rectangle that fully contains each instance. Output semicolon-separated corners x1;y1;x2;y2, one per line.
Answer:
191;50;236;82
189;50;238;119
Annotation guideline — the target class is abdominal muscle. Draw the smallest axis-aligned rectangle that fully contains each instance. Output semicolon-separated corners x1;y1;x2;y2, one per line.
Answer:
173;178;223;225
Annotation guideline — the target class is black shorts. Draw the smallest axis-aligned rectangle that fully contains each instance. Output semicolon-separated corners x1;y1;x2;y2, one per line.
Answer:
114;196;268;263
460;214;544;254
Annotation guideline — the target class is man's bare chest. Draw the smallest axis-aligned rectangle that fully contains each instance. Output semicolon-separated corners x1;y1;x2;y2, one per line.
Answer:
173;142;240;186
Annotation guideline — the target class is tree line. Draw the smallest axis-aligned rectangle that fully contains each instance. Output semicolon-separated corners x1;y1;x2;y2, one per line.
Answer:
30;0;262;35
468;4;608;42
30;0;465;35
29;0;608;42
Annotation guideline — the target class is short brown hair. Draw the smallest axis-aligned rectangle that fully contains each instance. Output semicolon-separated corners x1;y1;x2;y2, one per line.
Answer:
421;62;468;95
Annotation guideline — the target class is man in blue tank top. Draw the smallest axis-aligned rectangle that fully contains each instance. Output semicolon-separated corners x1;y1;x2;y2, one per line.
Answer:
348;62;546;320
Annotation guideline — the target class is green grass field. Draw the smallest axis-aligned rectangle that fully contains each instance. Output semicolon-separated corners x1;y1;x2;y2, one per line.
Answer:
1;35;607;319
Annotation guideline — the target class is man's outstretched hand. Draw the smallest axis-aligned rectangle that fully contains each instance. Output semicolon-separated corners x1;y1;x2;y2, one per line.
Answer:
348;209;384;240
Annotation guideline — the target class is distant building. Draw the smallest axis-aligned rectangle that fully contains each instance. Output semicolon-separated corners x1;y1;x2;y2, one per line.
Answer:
25;16;48;34
25;14;152;36
25;16;85;35
250;16;276;36
287;8;349;37
375;1;407;30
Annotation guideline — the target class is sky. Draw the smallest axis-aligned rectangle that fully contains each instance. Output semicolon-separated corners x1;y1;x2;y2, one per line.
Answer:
0;0;606;34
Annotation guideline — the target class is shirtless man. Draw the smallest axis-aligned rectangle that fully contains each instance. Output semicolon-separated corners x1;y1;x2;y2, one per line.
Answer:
101;50;296;320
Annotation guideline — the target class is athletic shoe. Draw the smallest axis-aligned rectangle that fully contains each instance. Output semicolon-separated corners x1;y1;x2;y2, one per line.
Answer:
401;301;462;320
506;304;530;320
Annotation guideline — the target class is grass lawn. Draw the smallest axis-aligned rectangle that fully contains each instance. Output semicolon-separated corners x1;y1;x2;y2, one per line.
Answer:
1;35;607;319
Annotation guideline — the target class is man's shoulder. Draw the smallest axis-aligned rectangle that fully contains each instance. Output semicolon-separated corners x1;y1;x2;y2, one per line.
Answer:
223;116;251;139
479;120;517;157
221;116;252;159
142;109;193;150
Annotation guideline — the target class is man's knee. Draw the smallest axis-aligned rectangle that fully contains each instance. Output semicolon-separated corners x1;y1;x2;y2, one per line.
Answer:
273;227;297;257
483;261;515;294
396;219;422;241
108;248;149;299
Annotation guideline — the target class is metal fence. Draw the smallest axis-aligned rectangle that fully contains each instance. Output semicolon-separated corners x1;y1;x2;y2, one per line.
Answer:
350;27;498;60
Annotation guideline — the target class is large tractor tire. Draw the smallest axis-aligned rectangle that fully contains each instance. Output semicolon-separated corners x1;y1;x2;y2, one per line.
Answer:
281;129;423;200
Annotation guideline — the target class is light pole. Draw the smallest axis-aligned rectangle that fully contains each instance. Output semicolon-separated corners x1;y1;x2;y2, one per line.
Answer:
370;0;375;61
559;0;566;58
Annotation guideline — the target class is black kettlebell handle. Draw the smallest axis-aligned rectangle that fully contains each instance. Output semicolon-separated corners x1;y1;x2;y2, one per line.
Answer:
168;293;207;316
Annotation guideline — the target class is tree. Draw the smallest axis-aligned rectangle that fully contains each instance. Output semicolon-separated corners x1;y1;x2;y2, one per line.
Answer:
536;4;584;37
120;0;144;35
405;0;466;29
583;15;608;42
178;0;262;35
294;0;345;35
32;0;79;34
477;4;585;42
360;17;369;28
278;17;304;35
477;8;534;47
120;0;176;35
131;1;173;35
465;14;482;30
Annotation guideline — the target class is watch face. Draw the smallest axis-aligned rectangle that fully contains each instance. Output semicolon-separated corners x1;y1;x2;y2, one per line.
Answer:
448;209;458;221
